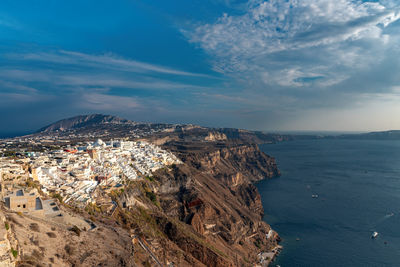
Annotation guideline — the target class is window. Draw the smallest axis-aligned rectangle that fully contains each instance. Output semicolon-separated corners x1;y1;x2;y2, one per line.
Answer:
23;204;26;208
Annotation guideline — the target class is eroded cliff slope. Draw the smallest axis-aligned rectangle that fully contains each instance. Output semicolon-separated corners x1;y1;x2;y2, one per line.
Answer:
114;140;280;266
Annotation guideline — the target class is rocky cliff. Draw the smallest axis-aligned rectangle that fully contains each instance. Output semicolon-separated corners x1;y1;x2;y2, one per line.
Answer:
114;140;280;266
15;114;284;266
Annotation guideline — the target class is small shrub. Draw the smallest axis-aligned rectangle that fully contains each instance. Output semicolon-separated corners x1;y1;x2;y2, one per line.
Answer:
4;222;9;231
64;244;74;255
46;232;57;238
145;176;154;182
29;223;40;232
11;248;17;258
69;225;81;237
51;192;63;203
145;191;157;204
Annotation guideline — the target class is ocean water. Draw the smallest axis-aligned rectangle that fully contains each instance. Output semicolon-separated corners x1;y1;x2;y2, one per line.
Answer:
258;139;400;267
0;132;28;139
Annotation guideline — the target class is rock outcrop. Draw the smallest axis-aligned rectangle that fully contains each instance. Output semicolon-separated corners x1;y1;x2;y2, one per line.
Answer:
204;132;227;141
116;141;280;266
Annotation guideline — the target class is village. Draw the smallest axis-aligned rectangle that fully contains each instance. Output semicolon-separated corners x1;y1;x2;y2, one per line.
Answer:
0;138;183;266
0;139;181;210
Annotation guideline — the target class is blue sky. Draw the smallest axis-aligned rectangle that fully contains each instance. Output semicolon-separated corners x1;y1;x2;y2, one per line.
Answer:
1;0;400;133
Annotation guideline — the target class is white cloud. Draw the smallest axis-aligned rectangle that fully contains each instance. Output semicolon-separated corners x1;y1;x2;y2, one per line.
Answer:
190;0;399;55
186;0;400;89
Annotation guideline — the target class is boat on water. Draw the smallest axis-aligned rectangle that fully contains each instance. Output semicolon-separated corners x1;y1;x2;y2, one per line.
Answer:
312;194;319;198
371;231;379;239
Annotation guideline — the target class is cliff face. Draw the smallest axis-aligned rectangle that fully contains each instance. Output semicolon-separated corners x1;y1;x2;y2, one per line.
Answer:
183;144;280;185
116;141;280;266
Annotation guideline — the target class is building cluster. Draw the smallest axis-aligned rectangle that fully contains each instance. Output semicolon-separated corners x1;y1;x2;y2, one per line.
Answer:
0;123;173;152
0;157;28;175
0;139;181;207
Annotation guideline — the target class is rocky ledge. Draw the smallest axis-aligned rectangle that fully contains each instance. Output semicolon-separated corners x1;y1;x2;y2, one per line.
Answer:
115;140;281;266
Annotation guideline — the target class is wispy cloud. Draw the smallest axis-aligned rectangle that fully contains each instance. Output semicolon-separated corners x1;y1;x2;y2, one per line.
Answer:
185;0;400;88
0;14;22;30
8;50;210;77
0;46;220;98
0;69;209;91
188;0;400;56
0;47;220;128
0;79;38;93
80;93;141;111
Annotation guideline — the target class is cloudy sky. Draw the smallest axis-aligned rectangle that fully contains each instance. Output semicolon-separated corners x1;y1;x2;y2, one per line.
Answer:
1;0;400;134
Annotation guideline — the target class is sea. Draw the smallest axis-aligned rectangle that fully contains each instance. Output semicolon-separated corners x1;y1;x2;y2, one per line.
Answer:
0;132;28;139
258;139;400;267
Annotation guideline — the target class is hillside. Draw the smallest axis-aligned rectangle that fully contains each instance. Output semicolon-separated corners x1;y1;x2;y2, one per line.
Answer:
37;114;134;133
0;114;283;266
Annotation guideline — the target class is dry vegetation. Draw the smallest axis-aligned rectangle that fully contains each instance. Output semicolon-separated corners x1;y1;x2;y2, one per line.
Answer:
5;210;134;267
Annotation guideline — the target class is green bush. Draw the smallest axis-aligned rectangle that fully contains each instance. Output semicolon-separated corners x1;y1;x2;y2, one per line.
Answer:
51;192;63;203
145;176;154;182
11;248;17;258
145;191;157;204
4;222;9;231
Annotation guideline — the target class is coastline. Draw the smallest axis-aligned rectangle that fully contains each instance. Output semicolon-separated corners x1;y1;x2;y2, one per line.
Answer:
254;144;282;266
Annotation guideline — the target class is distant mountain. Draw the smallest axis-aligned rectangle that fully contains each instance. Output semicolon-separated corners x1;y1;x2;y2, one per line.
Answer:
338;130;400;140
37;114;133;133
35;114;320;143
34;114;400;142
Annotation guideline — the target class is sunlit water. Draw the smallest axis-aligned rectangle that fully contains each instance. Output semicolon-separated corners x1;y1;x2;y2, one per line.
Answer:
258;139;400;266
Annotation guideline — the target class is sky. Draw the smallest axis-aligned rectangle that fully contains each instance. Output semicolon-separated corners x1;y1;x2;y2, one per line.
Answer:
1;0;400;134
